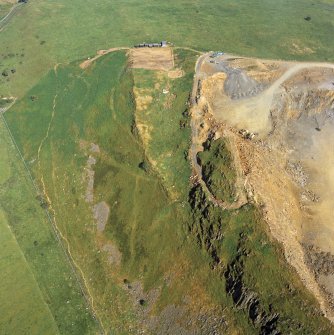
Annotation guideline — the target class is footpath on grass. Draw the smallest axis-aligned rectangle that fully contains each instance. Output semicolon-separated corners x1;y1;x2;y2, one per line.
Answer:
0;2;25;32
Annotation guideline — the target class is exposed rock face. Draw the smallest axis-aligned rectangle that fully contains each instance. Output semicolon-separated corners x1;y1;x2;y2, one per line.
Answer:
286;161;308;187
122;278;226;335
305;245;334;279
304;245;334;309
149;304;226;335
188;184;282;334
101;243;122;266
225;248;280;335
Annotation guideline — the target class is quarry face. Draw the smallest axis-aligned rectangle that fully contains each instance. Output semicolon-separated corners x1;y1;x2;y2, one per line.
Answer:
196;54;334;318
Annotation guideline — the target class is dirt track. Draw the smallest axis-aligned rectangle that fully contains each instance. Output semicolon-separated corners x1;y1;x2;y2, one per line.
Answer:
0;1;24;32
206;59;334;137
79;47;129;69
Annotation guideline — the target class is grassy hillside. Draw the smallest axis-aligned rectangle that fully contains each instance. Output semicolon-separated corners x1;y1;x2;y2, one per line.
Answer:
4;51;140;333
1;0;333;333
0;0;333;97
132;49;197;200
3;48;334;334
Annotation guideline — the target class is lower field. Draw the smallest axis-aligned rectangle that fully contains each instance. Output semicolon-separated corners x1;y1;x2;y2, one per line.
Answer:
0;208;59;335
0;117;98;334
4;49;210;334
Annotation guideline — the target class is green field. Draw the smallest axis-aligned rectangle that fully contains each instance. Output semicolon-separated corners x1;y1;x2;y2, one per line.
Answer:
0;0;334;97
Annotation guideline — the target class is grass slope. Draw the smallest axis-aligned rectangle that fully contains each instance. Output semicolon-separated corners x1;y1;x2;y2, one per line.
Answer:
0;2;12;21
0;118;98;334
4;49;334;333
0;0;333;97
5;51;144;333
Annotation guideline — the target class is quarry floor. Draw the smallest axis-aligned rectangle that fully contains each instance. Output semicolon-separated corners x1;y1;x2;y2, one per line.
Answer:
191;52;334;320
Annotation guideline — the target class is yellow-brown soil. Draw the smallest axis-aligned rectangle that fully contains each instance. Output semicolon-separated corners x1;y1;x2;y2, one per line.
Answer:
129;48;174;71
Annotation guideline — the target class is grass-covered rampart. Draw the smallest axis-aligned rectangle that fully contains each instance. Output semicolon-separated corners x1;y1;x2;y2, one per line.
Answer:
198;137;237;203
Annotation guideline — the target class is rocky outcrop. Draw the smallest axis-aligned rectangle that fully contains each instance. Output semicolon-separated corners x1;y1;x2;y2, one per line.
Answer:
304;245;334;278
225;239;281;335
188;185;281;334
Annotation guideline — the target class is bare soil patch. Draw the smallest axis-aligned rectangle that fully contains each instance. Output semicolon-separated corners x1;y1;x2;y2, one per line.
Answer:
130;48;174;71
133;87;154;146
290;41;315;55
81;142;100;203
133;87;153;112
0;0;16;4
